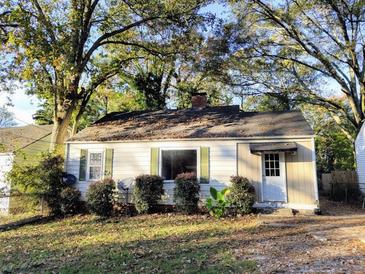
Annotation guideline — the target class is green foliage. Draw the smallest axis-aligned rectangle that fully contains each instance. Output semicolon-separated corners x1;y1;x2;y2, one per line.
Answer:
173;172;200;214
205;187;231;219
303;105;355;173
60;187;81;215
86;178;115;217
133;175;164;214
227;176;255;215
7;153;64;215
242;93;291;112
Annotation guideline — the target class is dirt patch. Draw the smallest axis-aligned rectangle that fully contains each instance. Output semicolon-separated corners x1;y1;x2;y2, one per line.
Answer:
234;198;365;273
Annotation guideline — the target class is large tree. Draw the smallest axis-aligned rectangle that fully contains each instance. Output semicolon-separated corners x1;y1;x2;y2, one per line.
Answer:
3;0;209;150
225;0;365;142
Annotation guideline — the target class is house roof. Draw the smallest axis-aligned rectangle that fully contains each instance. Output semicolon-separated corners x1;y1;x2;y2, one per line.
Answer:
68;106;313;142
0;124;53;152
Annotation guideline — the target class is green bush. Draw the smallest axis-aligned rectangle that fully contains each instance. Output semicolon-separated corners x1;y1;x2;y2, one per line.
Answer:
227;176;255;214
60;187;81;215
86;178;115;217
205;187;231;218
173;172;200;214
133;175;164;214
7;153;65;216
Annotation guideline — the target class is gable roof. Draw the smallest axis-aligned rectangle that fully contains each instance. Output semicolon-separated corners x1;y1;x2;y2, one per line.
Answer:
68;106;313;142
0;125;53;152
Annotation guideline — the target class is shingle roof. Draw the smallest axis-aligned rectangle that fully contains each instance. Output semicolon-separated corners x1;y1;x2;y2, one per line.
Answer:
0;125;53;152
68;106;313;142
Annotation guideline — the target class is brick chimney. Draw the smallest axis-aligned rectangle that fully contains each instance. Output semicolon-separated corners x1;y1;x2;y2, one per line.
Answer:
191;92;207;109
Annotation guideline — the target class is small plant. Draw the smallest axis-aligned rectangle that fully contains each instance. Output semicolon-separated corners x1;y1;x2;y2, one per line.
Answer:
227;176;256;215
60;186;81;215
86;178;115;217
205;187;231;218
133;175;164;214
173;172;200;214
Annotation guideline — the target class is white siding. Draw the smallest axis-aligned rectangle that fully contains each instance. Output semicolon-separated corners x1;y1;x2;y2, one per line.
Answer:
0;153;13;213
66;138;317;207
66;140;237;202
355;125;365;194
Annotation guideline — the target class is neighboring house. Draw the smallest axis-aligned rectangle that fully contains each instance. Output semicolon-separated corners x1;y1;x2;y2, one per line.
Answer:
355;124;365;194
65;93;319;211
0;125;53;213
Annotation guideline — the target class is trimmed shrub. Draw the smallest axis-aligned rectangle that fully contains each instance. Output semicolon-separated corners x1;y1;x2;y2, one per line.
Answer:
133;175;164;214
86;178;115;217
173;172;200;214
60;187;81;215
227;176;255;214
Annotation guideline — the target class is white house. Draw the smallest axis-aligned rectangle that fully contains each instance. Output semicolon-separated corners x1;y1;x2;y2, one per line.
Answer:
65;93;319;211
0;125;52;213
355;123;365;194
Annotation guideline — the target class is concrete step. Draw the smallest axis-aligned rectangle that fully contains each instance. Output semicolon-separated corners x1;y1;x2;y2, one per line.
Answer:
257;207;294;217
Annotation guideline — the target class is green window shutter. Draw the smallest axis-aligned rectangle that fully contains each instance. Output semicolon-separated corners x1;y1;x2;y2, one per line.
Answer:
150;147;159;175
104;148;114;177
200;147;210;183
79;149;88;181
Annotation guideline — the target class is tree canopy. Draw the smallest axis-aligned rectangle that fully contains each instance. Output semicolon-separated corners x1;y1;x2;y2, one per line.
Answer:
2;0;211;150
218;0;365;142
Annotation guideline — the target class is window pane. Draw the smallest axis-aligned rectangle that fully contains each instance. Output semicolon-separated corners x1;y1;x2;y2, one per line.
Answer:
264;153;280;177
89;166;101;180
90;153;102;165
161;150;197;180
276;169;280;176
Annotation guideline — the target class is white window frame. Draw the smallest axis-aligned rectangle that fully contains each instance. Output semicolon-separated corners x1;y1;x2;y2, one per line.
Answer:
87;149;104;181
159;147;201;183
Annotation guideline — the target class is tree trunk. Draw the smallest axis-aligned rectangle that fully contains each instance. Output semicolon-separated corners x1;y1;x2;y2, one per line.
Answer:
50;106;75;153
71;107;84;136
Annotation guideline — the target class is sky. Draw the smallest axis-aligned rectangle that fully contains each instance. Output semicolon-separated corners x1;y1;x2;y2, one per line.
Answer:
0;88;40;126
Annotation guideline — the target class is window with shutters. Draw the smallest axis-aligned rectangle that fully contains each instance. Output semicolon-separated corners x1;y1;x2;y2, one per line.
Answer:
88;151;103;180
160;149;198;181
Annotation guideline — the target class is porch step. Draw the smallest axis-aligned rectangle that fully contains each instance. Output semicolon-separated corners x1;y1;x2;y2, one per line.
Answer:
257;207;294;217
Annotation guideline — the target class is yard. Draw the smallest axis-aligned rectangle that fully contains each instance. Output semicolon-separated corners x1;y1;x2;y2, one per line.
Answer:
0;200;364;273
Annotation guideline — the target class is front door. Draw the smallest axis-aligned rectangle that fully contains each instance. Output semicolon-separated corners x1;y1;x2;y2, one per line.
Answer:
262;152;287;202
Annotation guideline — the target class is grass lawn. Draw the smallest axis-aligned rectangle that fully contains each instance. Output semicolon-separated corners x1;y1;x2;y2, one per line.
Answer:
0;214;258;273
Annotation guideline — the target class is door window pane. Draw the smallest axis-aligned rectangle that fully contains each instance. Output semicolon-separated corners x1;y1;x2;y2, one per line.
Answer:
161;150;197;180
264;153;280;177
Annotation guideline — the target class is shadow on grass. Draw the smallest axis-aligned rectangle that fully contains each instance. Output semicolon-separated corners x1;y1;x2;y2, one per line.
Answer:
0;217;259;274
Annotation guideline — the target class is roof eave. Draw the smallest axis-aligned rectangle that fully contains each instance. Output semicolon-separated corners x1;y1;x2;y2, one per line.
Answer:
66;135;315;144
